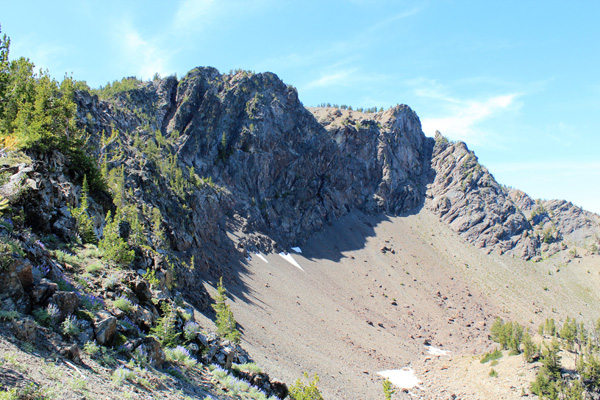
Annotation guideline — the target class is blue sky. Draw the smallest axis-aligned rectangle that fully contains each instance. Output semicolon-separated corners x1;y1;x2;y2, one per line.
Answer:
3;0;600;213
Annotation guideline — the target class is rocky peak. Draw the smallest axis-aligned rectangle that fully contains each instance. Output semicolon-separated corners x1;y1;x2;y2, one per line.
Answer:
426;133;538;259
71;66;598;272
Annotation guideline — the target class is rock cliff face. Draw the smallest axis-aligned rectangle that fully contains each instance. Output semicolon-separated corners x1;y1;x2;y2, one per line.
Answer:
69;67;598;277
508;189;600;254
425;133;538;259
75;68;434;269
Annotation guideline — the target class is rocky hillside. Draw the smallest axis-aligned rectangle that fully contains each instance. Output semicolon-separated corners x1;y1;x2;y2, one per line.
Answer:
2;62;600;399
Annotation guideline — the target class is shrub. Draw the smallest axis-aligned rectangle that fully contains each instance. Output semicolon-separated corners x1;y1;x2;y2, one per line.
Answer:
232;363;263;374
112;296;134;314
480;348;503;364
490;318;524;354
489;368;498;378
289;373;324;400
85;262;103;275
70;176;97;244
105;274;119;289
61;314;81;337
0;310;19;321
34;304;59;328
143;268;160;288
522;332;537;363
164;345;197;371
83;341;100;357
111;366;135;386
183;321;201;342
382;378;395;400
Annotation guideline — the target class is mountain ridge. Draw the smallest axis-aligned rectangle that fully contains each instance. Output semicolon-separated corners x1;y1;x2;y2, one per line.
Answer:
75;67;600;271
1;63;600;399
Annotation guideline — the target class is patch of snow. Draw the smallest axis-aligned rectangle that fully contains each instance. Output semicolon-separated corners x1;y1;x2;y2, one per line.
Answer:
278;252;304;271
291;247;302;253
255;252;269;263
378;368;421;389
427;346;450;356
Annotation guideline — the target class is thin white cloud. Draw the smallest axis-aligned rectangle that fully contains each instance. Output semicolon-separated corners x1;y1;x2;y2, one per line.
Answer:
305;69;357;89
366;7;421;32
415;80;522;145
113;21;172;80
303;65;390;91
10;33;69;73
173;0;217;33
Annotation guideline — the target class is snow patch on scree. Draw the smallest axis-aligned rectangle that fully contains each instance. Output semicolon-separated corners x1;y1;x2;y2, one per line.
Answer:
279;252;304;271
378;368;421;389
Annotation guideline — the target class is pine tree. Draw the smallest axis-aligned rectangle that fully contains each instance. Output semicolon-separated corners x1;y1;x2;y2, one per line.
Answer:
70;175;97;244
289;373;324;400
99;210;134;265
522;331;536;363
0;26;10;118
212;277;240;343
383;378;395;400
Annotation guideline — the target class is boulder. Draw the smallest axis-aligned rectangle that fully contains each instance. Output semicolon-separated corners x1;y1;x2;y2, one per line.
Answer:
134;336;165;366
31;278;58;304
12;317;37;342
49;291;79;322
15;259;33;290
0;258;31;313
132;278;152;303
60;344;81;363
93;311;117;346
270;380;289;399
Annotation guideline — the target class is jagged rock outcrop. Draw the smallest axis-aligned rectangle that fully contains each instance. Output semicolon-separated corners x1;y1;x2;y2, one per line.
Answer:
72;68;600;268
509;189;600;251
426;132;539;259
75;69;434;272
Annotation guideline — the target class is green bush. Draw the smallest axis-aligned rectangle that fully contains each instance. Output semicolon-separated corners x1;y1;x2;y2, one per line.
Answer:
83;341;101;357
0;310;19;321
289;373;324;400
490;318;524;354
61;315;81;337
85;262;103;275
112;296;134;314
480;348;503;364
530;339;562;398
522;332;537;363
232;363;263;374
164;345;197;371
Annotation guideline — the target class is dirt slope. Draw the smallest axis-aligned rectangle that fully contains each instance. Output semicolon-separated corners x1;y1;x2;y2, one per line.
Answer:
221;208;600;399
